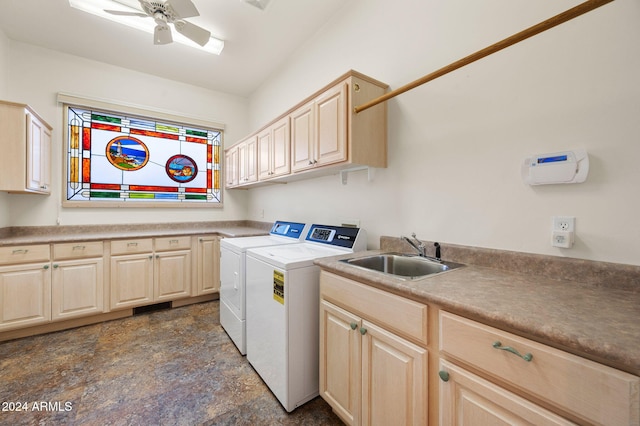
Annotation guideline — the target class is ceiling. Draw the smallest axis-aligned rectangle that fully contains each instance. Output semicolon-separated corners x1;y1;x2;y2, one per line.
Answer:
0;0;348;97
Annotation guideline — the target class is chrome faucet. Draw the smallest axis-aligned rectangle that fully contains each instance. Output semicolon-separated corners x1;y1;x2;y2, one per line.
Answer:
401;233;442;262
401;233;426;257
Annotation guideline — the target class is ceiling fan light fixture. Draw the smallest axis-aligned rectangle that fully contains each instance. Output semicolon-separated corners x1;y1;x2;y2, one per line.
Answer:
69;0;224;54
154;23;173;45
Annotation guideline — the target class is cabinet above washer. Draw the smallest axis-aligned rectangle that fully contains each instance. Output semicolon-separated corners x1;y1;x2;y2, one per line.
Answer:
225;70;388;189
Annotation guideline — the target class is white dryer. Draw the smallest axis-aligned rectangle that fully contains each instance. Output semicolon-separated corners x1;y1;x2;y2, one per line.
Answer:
245;224;367;412
219;221;307;355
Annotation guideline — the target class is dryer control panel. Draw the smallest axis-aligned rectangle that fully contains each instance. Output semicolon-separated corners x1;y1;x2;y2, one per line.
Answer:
305;224;367;251
269;221;307;239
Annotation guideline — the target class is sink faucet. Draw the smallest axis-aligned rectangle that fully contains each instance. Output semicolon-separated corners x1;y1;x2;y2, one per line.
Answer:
401;233;426;257
401;233;441;261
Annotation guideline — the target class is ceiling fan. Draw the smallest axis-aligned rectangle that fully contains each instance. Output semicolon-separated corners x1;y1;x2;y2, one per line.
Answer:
105;0;211;47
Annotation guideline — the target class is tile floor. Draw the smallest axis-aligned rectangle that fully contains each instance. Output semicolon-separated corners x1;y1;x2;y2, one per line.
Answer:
0;301;343;425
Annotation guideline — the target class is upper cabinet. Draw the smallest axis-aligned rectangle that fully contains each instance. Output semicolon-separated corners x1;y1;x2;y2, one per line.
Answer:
258;116;291;180
225;70;388;189
0;100;52;194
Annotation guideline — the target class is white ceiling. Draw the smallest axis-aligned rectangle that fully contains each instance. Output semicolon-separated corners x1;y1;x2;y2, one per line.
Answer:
0;0;348;97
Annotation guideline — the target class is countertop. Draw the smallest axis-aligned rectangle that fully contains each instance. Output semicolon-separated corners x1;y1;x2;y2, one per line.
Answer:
0;221;271;246
315;249;640;377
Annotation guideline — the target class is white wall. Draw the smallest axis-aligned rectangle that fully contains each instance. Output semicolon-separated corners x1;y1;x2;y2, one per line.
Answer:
246;0;640;265
3;41;250;227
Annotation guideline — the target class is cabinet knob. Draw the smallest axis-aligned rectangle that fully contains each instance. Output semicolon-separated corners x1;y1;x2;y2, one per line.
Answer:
43;264;49;270
53;264;59;269
350;322;357;330
359;327;367;335
438;370;450;382
492;341;533;362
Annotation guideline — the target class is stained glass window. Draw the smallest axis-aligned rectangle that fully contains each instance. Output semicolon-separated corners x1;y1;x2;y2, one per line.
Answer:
62;102;223;207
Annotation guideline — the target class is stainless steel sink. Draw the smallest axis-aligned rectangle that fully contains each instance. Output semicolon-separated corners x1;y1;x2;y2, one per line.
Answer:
340;253;464;279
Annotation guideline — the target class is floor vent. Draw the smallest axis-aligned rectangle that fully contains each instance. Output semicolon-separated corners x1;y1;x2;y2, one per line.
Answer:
133;302;171;315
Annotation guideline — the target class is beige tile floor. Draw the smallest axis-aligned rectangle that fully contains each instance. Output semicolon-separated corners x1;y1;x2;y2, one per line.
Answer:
0;301;343;425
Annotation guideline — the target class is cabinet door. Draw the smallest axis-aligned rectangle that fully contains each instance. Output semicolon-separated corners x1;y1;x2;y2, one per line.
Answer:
0;263;51;331
110;254;153;310
271;116;291;177
439;360;576;426
238;136;258;184
290;101;315;172
361;320;428;426
320;300;361;426
225;147;238;187
51;258;104;321
155;250;191;301
315;82;347;167
257;128;272;180
26;111;51;194
196;237;219;295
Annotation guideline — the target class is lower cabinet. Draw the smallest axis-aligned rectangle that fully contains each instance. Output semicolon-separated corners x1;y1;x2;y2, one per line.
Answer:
0;262;51;331
319;271;428;426
51;241;105;321
194;235;220;296
439;359;575;425
110;237;191;310
438;311;640;426
0;233;222;338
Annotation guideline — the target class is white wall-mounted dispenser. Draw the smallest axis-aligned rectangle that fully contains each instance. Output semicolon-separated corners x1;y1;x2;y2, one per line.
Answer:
521;149;589;185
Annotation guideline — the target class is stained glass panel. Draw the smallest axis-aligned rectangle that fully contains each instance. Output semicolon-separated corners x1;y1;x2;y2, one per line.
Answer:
64;105;222;206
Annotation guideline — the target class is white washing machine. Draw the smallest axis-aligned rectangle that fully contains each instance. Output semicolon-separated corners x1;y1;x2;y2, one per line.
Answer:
245;224;367;412
220;220;308;355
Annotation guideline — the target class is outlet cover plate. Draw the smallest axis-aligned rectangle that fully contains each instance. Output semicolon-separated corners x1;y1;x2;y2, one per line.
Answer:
553;216;575;232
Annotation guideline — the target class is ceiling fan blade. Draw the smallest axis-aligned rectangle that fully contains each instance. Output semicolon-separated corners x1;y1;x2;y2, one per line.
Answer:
173;20;210;46
104;9;148;17
167;0;200;19
154;23;173;45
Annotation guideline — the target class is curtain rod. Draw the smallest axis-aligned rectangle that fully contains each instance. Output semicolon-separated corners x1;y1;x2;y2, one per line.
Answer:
354;0;615;114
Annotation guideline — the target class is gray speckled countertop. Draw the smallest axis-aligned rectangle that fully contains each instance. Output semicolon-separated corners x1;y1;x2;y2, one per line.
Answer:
0;221;271;246
315;246;640;377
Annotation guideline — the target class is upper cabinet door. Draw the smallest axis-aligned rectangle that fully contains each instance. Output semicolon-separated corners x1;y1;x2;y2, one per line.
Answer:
290;100;315;172
270;116;291;178
315;82;347;167
26;111;52;194
0;101;52;195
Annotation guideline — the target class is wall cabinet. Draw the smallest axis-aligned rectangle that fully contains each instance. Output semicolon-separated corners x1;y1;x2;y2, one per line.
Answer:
291;81;347;172
225;146;239;188
319;271;428;426
51;241;105;321
110;237;191;310
258;116;290;180
238;136;258;185
438;311;640;425
0;100;52;194
225;70;388;189
194;236;220;296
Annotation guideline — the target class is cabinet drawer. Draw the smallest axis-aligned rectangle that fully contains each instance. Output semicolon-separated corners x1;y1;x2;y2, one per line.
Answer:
440;311;640;425
53;241;103;260
155;236;191;252
110;239;153;255
320;271;427;345
0;245;50;265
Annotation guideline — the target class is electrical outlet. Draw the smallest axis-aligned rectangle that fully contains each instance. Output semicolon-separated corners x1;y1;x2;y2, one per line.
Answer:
552;216;575;248
553;216;575;232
